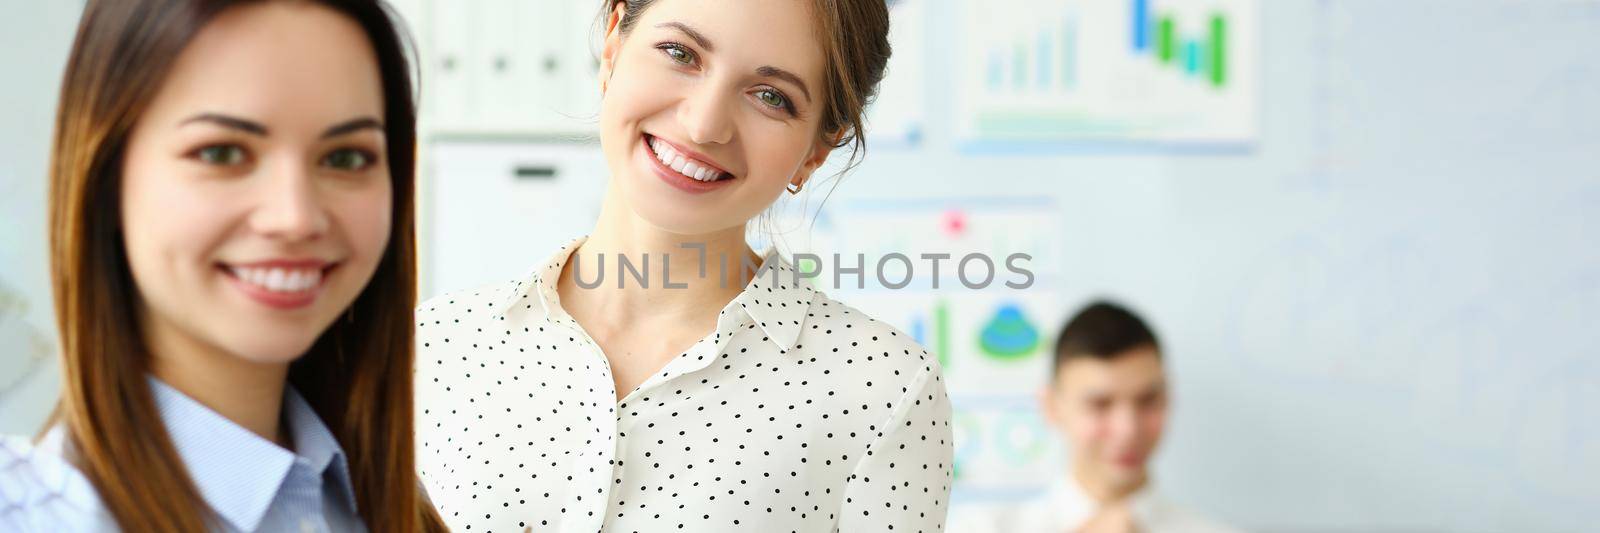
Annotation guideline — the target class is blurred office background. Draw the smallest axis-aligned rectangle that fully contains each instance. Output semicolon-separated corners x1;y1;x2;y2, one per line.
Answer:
3;1;1597;531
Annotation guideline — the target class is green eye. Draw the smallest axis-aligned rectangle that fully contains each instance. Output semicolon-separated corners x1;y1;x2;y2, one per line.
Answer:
196;145;246;166
660;44;694;65
322;148;374;171
755;89;788;109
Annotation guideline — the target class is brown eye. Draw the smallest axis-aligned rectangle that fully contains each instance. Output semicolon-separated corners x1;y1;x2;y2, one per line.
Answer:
322;148;375;171
196;145;246;166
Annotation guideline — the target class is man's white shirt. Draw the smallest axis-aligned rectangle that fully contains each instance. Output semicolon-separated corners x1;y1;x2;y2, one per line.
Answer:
948;478;1243;533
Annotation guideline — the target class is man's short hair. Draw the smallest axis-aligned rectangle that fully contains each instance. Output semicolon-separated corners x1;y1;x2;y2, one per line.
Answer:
1052;300;1161;374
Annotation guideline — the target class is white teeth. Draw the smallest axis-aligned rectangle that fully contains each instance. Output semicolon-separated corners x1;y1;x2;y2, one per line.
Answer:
654;141;670;163
229;265;323;293
647;135;726;182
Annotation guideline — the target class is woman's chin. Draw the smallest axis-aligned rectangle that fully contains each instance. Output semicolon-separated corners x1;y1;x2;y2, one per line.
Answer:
214;335;322;367
621;183;742;236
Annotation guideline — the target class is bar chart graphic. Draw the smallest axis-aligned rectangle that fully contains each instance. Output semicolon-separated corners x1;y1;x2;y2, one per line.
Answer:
1133;0;1229;87
958;0;1258;146
983;12;1081;94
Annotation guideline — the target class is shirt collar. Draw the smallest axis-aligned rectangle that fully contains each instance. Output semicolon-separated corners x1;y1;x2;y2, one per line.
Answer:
499;236;819;353
1046;474;1160;529
496;236;583;322
148;376;358;532
727;249;816;353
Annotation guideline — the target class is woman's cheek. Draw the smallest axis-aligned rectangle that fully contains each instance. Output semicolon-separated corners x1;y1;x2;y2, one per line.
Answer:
339;179;393;269
124;168;234;287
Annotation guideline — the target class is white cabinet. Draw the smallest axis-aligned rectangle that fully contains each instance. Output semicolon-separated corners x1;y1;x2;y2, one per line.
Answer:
422;141;608;297
414;1;603;137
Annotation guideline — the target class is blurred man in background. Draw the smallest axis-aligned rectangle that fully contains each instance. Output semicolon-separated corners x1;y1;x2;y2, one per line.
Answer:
952;301;1240;533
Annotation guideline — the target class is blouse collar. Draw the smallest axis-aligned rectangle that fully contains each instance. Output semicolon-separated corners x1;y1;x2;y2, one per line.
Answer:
148;376;357;532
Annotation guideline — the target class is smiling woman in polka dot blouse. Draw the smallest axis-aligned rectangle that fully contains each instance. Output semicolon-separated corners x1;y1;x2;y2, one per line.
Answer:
413;0;953;532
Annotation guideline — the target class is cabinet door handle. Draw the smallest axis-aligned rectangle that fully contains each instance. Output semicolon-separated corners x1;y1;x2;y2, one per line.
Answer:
513;165;557;180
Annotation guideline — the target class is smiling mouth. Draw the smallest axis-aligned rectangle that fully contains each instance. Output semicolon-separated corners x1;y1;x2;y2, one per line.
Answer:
220;263;336;293
216;260;340;310
644;134;735;183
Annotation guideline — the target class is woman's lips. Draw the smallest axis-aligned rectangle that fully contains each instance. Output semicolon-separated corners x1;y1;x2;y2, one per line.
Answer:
218;260;336;310
641;134;736;194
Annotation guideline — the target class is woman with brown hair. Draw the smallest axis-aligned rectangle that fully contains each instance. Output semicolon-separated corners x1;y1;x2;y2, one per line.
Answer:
414;0;954;531
1;1;445;531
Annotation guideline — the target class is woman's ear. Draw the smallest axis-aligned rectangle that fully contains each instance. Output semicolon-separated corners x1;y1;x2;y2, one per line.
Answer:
598;2;627;94
790;131;843;191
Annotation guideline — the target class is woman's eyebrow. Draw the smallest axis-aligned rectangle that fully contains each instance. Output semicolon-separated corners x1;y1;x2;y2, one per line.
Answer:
322;117;383;139
179;113;267;136
175;114;381;139
657;21;714;51
757;65;812;103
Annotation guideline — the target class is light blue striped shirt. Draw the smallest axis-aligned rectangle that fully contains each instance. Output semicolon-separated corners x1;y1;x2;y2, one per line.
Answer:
0;377;366;532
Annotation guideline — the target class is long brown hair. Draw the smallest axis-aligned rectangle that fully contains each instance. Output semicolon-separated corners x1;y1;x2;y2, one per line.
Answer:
47;0;444;530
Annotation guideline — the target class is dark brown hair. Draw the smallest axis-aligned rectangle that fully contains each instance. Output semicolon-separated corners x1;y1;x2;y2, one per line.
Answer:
1052;300;1162;375
47;0;444;530
601;0;891;172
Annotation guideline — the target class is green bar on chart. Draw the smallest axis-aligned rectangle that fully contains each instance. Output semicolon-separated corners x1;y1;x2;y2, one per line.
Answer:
1158;15;1175;63
1210;13;1227;87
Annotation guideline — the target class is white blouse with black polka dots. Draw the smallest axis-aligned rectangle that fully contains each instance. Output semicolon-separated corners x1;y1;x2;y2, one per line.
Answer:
415;238;954;533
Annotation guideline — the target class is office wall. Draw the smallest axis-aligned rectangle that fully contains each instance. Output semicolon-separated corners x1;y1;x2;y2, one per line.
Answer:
0;0;82;435
1;1;1596;531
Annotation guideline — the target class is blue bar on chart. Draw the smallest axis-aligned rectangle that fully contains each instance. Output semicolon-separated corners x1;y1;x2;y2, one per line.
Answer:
1060;16;1076;89
1132;0;1150;52
1036;30;1052;91
988;50;1005;91
1014;41;1027;89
